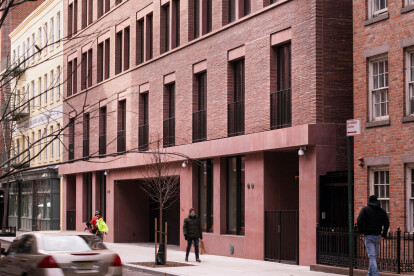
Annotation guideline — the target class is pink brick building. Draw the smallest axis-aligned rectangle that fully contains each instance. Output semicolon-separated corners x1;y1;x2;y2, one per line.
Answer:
60;0;352;264
353;0;414;231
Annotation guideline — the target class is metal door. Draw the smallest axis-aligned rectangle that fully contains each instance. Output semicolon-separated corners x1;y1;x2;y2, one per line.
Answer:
265;210;298;264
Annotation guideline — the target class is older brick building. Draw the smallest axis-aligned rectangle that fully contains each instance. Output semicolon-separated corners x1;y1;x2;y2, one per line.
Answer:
353;0;414;231
60;0;352;264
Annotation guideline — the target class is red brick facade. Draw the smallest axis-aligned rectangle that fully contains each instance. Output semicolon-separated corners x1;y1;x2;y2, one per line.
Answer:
353;0;414;230
60;0;352;263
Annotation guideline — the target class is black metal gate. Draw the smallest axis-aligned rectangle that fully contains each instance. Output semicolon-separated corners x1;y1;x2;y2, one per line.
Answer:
265;210;299;264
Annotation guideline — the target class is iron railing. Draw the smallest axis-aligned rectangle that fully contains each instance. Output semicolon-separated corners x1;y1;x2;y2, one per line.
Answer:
317;227;414;273
192;110;206;142
139;124;149;151
270;89;291;129
163;118;175;148
83;139;89;158
117;130;126;153
228;101;244;136
99;135;106;156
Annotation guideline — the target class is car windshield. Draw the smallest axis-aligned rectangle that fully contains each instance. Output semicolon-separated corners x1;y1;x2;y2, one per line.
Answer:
42;235;106;252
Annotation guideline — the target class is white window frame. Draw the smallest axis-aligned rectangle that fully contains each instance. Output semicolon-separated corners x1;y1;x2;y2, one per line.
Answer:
31;132;35;160
38;27;42;50
406;0;414;7
50;70;54;102
406;49;414;116
44;74;48;104
57;12;61;43
57;66;61;99
31;33;35;61
57;124;61;158
44;128;47;160
369;167;390;215
44;23;48;52
31;81;35;109
406;165;414;232
38;130;42;161
369;56;389;121
50;18;54;49
38;77;42;106
50;126;54;159
369;0;388;18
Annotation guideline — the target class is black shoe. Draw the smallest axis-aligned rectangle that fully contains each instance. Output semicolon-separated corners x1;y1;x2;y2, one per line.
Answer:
196;259;201;262
185;257;188;262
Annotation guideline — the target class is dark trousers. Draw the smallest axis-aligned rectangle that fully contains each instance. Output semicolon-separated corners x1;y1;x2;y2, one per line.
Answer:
186;238;199;259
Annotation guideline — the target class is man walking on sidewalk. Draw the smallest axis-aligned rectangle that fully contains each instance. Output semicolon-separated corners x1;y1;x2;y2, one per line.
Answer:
183;208;202;262
357;195;390;276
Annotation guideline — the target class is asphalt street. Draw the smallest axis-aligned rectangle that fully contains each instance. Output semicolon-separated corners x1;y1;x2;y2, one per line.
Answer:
0;241;153;276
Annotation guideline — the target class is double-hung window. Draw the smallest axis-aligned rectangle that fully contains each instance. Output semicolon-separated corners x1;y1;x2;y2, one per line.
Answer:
370;169;390;214
370;0;387;18
407;51;414;116
407;167;414;231
370;58;388;121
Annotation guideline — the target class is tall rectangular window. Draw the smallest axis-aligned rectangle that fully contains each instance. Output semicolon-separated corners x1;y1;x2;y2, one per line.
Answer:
147;14;153;60
44;128;47;160
104;39;110;79
172;0;180;48
97;42;104;82
105;0;110;13
271;43;291;129
74;0;78;34
68;4;73;37
44;23;48;51
163;83;175;147
83;113;90;157
407;168;414;231
57;12;61;41
98;0;103;18
99;107;107;156
161;4;170;53
139;93;149;151
115;31;123;74
31;81;35;109
371;169;389;214
88;49;92;87
38;27;42;50
32;33;35;58
88;0;93;25
57;66;61;98
193;0;200;39
123;27;130;71
136;19;144;64
81;52;87;90
193;72;207;142
205;0;212;34
228;59;245;136
68;118;75;161
199;159;213;232
407;51;414;115
38;77;42;106
117;101;126;152
38;130;42;161
44;74;48;104
227;156;245;235
370;59;388;121
31;132;35;160
50;126;54;158
73;58;78;94
50;70;54;102
228;0;236;23
82;0;87;28
50;18;54;48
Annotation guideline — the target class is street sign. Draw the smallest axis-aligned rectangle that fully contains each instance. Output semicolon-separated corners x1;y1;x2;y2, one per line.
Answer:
347;119;361;136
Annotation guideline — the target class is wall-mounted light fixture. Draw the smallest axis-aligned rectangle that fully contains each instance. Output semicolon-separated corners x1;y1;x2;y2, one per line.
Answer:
104;170;109;176
298;146;307;156
182;160;188;168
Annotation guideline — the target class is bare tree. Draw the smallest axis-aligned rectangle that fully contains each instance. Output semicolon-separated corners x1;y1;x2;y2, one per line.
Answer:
140;138;180;263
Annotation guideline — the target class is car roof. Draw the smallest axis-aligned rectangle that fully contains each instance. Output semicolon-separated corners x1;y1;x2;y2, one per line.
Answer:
18;231;94;238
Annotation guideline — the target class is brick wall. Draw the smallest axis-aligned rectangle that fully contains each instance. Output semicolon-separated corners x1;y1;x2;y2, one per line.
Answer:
353;0;414;230
62;0;352;170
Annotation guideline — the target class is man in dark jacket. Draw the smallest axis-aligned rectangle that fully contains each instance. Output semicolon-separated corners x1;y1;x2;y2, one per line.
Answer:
183;208;202;262
357;195;390;276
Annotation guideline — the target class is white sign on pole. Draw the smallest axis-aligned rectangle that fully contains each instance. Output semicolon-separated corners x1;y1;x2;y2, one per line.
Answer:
346;119;361;136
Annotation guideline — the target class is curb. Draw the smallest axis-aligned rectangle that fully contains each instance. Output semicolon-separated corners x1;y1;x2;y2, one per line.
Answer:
123;263;182;276
310;264;403;276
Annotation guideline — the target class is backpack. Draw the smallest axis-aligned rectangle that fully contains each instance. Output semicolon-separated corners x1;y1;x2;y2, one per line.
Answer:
96;218;109;233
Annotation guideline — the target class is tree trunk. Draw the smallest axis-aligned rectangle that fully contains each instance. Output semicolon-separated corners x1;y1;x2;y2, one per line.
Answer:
159;203;163;244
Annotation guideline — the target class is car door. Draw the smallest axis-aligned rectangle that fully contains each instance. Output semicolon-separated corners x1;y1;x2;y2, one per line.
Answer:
0;237;23;276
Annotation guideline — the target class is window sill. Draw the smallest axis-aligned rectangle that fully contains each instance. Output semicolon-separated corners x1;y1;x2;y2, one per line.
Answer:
401;4;414;14
402;116;414;123
364;12;389;26
365;119;390;128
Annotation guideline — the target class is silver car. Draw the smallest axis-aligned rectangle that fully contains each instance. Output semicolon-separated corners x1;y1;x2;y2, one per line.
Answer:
0;231;122;276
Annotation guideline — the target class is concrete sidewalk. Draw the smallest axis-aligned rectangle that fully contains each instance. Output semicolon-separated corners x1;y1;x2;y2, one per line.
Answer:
0;234;336;276
105;242;337;276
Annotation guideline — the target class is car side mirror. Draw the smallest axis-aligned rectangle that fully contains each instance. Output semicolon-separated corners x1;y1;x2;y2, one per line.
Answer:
1;248;8;256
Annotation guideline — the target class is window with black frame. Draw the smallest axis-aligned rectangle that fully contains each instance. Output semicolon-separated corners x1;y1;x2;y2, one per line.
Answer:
198;160;213;232
227;156;245;235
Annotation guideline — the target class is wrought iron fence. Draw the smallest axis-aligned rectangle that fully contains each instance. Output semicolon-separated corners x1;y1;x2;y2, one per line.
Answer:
163;118;175;148
192;110;206;142
139;124;149;151
270;89;291;129
228;101;244;136
317;227;414;273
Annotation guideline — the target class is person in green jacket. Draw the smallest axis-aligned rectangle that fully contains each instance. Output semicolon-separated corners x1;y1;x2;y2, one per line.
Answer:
183;208;202;262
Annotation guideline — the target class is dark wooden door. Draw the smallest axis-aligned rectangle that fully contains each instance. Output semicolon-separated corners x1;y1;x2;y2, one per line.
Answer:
66;210;76;230
265;210;298;264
